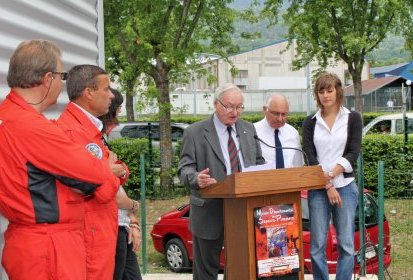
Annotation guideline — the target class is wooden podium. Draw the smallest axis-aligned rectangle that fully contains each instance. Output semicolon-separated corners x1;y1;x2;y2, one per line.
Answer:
200;166;326;280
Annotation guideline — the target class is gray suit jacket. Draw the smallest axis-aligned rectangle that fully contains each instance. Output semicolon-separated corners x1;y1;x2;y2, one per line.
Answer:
178;116;265;239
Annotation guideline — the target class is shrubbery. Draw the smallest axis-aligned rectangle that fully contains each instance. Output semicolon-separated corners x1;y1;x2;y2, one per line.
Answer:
109;138;151;199
362;135;413;197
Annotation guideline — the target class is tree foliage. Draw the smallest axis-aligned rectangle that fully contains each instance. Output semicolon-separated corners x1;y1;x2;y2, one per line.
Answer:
104;0;238;188
262;0;413;114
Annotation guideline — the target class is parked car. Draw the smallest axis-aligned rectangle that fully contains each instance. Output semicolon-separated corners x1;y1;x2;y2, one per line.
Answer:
363;113;413;135
151;190;391;274
109;122;189;141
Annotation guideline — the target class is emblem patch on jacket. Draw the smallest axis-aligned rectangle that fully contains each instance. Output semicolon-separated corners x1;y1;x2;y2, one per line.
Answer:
85;143;103;159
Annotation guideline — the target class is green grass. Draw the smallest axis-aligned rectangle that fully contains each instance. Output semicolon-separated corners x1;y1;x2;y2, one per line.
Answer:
136;196;413;278
137;196;190;273
384;198;413;280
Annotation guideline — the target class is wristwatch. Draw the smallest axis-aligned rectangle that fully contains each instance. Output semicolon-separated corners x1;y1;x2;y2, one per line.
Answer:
328;171;334;178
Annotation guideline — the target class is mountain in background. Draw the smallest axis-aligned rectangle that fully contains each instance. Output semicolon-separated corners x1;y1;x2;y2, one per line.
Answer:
230;0;412;67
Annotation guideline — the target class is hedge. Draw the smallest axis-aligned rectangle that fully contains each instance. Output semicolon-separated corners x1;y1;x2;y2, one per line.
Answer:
362;135;413;197
136;111;385;133
109;137;151;199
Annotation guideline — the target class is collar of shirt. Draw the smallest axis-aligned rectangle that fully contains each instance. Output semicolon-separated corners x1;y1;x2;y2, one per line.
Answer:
263;118;288;135
313;106;350;130
71;102;103;132
213;113;237;136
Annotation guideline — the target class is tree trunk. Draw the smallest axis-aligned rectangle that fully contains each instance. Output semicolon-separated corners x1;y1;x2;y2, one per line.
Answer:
152;64;173;190
125;83;135;121
347;61;364;117
352;72;363;115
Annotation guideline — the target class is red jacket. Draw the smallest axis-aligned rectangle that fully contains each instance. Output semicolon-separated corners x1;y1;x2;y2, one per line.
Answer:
57;102;120;280
0;91;115;279
0;92;118;224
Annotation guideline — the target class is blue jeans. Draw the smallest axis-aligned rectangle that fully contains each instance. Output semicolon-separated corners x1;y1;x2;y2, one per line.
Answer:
309;181;358;280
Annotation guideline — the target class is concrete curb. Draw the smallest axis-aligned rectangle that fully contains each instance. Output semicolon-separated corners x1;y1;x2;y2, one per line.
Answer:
142;273;378;280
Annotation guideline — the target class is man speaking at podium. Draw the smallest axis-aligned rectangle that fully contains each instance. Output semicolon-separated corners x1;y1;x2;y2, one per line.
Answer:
178;83;265;280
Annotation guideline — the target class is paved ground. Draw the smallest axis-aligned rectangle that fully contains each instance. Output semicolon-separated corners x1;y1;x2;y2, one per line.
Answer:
142;273;378;280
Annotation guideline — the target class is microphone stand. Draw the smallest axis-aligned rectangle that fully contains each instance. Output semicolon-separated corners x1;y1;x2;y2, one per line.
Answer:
253;135;309;166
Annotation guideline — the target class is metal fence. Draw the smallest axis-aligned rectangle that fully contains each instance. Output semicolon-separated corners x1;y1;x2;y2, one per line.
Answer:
136;89;315;116
381;170;413;280
361;132;413;280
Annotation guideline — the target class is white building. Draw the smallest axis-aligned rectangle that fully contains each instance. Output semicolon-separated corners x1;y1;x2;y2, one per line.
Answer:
167;39;370;114
185;39;369;92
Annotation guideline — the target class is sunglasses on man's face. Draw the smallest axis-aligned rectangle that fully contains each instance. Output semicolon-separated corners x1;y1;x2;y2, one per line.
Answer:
52;72;68;80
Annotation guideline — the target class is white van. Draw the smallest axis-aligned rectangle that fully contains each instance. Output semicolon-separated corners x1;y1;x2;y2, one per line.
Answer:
363;113;413;135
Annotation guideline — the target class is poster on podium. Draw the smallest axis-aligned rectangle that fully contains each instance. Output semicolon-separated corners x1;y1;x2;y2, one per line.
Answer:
254;203;300;278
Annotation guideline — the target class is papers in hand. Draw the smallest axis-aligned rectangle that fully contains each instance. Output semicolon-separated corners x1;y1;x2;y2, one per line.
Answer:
242;162;275;173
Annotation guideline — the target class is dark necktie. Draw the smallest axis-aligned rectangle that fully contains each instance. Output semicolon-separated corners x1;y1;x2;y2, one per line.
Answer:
274;129;284;169
101;134;111;149
227;126;240;173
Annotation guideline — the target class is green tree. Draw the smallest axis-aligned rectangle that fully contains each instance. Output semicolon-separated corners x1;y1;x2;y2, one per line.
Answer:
262;0;412;114
104;0;237;188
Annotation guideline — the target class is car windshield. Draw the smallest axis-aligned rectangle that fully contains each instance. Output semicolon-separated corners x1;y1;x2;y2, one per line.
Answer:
120;124;185;141
301;192;379;231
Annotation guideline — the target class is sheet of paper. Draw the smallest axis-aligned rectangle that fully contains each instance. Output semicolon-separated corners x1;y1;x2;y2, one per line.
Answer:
243;162;275;172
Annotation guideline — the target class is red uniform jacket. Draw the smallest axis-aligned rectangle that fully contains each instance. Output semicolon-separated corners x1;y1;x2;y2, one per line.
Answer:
57;102;120;280
0;91;116;279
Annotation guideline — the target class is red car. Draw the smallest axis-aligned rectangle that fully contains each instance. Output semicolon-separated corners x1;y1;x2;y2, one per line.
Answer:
151;190;391;273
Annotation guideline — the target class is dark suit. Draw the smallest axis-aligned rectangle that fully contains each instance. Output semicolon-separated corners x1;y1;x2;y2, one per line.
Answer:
178;115;265;280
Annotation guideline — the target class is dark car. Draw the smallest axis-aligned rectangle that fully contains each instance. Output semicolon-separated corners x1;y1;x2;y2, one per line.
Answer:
151;191;391;273
109;122;188;141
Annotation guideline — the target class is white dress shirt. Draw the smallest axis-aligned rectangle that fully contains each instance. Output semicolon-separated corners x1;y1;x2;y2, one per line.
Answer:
313;106;354;188
72;102;104;132
254;118;303;168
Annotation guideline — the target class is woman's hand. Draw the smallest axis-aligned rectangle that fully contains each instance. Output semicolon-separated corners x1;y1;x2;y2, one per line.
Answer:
326;187;342;208
128;225;142;252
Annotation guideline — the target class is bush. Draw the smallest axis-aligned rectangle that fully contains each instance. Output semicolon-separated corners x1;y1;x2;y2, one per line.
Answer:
109;137;151;199
362;135;413;197
109;137;185;199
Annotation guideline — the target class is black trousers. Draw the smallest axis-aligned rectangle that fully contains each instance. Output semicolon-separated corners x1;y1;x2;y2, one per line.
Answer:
114;226;142;280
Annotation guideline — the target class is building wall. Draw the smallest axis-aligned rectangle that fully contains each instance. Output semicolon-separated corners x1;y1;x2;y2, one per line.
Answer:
186;40;370;92
0;0;104;118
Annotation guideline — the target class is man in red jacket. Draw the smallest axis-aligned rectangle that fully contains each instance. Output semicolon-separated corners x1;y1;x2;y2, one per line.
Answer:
0;41;119;279
57;64;126;280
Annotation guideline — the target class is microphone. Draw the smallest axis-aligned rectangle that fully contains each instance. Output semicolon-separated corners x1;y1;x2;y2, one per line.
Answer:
253;135;309;166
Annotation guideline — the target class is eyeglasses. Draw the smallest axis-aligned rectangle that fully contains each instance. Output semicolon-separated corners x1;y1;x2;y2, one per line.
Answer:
52;72;68;80
267;109;288;118
217;99;244;113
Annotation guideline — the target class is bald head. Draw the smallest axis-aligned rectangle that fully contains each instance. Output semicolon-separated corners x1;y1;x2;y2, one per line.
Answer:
263;94;289;129
266;94;288;108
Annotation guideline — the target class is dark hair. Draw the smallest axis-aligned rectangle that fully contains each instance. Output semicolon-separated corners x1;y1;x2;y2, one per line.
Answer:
66;64;107;101
7;40;61;88
99;88;123;133
313;72;344;109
